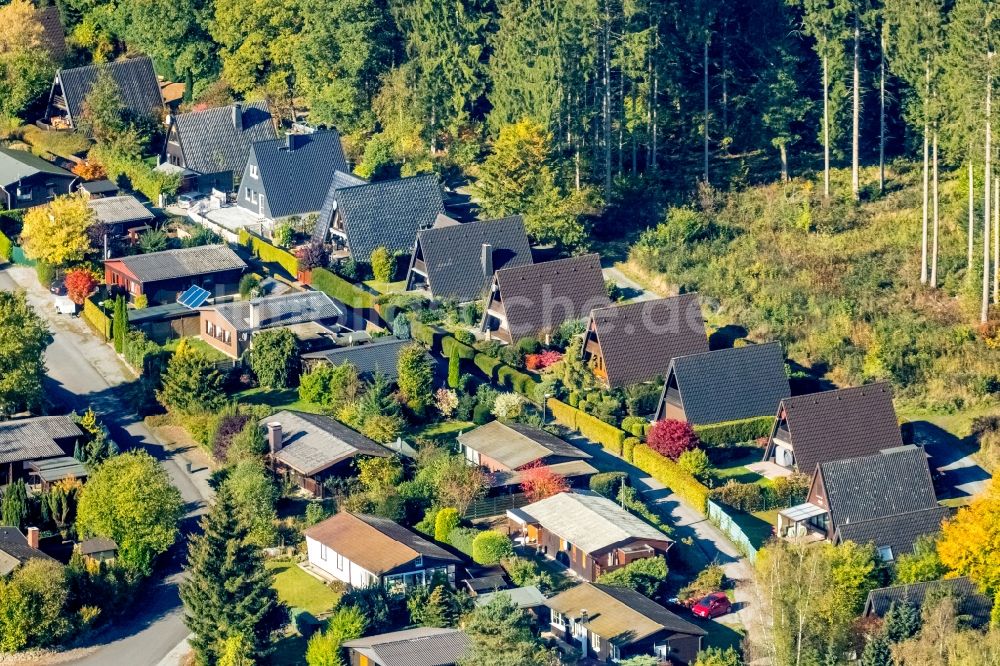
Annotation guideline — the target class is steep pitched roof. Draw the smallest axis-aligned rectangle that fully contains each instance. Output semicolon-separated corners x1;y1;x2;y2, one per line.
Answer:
458;420;590;470
771;383;902;475
304;512;461;574
301;337;417;380
863;578;993;627
818;445;938;529
0;146;73;187
248;131;349;219
662;342;790;425
546;583;706;645
491;254;609;340
0;527;55;576
262;410;388;476
0;416;82;465
56;56;163;126
87;195;154;225
514;491;671;554
412;216;532;302
322;174;445;263
109;244;246;283
834;506;950;559
172;101;276;176
35;6;67;62
587;295;709;387
210;290;341;333
342;628;469;666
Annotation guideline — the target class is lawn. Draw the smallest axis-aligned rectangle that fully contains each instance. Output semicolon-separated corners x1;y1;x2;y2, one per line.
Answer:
268;634;308;666
364;279;408;295
266;561;341;616
730;509;777;550
162;336;229;362
236;387;326;414
410;420;475;445
708;446;768;487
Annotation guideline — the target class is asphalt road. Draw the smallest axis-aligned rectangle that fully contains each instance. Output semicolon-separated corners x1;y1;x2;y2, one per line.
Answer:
0;266;210;666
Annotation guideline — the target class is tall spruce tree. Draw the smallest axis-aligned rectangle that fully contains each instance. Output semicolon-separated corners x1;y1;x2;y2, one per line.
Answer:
1;479;28;530
180;486;287;665
112;295;127;354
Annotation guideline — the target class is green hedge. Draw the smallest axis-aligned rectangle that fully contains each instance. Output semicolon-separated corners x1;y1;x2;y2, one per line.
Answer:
474;353;502;381
408;316;438;347
576;410;627;455
632;444;711;515
547;398;578;430
623;436;640;462
590;471;630;497
82;296;111;339
441;335;475;360
497;365;537;398
239;229;300;278
693;416;776;447
311;267;376;310
0;230;12;263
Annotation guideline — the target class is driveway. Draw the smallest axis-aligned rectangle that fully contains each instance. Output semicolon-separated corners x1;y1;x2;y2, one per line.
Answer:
911;421;991;500
602;264;659;302
0;265;213;666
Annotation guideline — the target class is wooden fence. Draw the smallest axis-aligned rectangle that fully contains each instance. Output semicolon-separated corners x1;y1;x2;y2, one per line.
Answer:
463;492;530;520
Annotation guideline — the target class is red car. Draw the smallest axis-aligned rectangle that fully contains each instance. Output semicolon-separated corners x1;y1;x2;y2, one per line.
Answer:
691;592;731;619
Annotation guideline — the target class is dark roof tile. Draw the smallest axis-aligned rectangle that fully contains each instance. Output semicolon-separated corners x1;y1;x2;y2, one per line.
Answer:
245;131;349;219
57;56;163;126
173;101;276;176
110;244;246;283
863;577;993;627
301;337;416;380
835;506;950;559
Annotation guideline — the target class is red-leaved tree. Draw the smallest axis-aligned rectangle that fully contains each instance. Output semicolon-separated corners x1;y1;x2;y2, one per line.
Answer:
519;461;570;501
647;419;700;460
64;269;98;305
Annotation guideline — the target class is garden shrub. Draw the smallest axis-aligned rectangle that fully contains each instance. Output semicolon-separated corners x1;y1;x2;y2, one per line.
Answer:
414;507;439;536
472;401;493;425
677;448;713;482
693;416;775;447
0;229;12;263
35;261;54;285
123;330;166;376
474;353;502;381
589;472;630;498
631;444;711;515
679;564;726;602
568;391;581;407
472;531;513;565
709;480;763;512
625;382;662;416
237;229;299;277
447;527;480;557
622;436;640;462
434;508;460;543
622;416;647;438
441;335;475;360
576;410;626;455
647;419;699;460
515;337;541;355
454;329;476;345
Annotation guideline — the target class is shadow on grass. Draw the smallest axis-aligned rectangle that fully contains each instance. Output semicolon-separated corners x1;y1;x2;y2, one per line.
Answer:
268;634;309;666
692;616;744;652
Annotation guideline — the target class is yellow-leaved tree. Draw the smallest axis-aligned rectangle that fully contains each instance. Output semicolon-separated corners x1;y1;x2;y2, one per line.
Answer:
937;480;1000;623
21;191;94;266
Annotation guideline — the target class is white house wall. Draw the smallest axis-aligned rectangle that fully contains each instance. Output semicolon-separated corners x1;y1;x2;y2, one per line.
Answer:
305;536;375;587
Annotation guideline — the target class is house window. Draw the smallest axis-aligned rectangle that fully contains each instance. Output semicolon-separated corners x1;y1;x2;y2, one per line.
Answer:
206;321;215;335
877;546;894;562
15;187;30;201
320;544;328;561
551;611;565;628
559;538;568;552
250;164;259;179
223;330;231;344
336;553;344;570
610;644;620;661
591;631;600;651
245;187;252;202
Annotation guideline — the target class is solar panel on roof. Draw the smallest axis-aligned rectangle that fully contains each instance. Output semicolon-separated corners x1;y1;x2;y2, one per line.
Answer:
177;285;211;309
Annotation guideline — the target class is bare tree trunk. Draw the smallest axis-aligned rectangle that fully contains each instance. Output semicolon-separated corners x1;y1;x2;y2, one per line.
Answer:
780;143;789;182
983;72;992;324
995;176;999;302
603;7;612;200
823;50;830;199
879;29;886;193
703;36;710;184
931;130;939;287
970;158;976;270
921;75;929;284
618;41;625;175
852;12;860;200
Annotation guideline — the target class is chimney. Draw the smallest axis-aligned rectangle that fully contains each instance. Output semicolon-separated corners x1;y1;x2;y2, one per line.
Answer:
249;300;259;329
286;133;303;151
232;102;243;131
481;243;493;280
267;422;283;454
26;527;39;550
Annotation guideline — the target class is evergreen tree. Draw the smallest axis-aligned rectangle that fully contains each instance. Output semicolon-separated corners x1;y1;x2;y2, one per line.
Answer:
396;343;434;416
860;631;891;666
447;345;460;389
1;479;28;530
112;295;127;354
247;328;300;389
180;486;287;665
883;601;921;642
459;593;558;666
157;342;227;414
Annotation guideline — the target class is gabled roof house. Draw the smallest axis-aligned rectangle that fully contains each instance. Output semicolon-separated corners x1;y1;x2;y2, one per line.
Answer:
163;101;277;190
237;130;349;221
863;577;994;628
301;337;419;381
762;383;903;475
654;342;790;425
546;583;706;665
341;627;469;666
103;244;246;305
46;56;164;130
507;491;672;582
459;421;597;492
262;411;388;497
405;215;533;303
0;146;76;210
778;445;948;562
0;527;54;576
313;174;445;263
0;416;84;486
87;194;155;237
200;290;343;359
303;512;462;593
482;254;610;344
582;295;709;389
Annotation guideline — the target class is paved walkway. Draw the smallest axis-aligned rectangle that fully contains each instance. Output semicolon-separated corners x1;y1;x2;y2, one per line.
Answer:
561;432;756;632
602;264;659;302
0;265;211;666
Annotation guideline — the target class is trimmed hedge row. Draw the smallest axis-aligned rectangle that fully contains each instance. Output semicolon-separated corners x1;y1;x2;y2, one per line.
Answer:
311;267;376;310
547;398;579;430
474;353;502;380
632;444;711;515
238;229;299;278
694;416;775;446
497;364;536;397
441;335;475;361
546;398;628;455
0;230;12;263
623;436;640;462
82;296;111;338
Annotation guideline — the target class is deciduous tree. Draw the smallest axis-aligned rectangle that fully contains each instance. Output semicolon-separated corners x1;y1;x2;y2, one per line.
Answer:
0;0;56;118
647;419;699;460
937;480;1000;598
247;328;300;389
519;461;569;502
64;269;98;305
396;342;434;416
0;291;51;417
21;192;94;267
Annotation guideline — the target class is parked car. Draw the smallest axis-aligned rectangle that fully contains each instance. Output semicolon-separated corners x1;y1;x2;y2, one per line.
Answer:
691;592;731;619
49;279;66;296
177;192;207;209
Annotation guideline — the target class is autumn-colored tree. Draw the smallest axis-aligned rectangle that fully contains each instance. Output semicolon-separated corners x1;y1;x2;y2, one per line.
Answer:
937;480;1000;599
71;161;107;181
519;461;569;502
21;192;94;267
647;420;700;460
63;269;98;305
0;0;55;119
